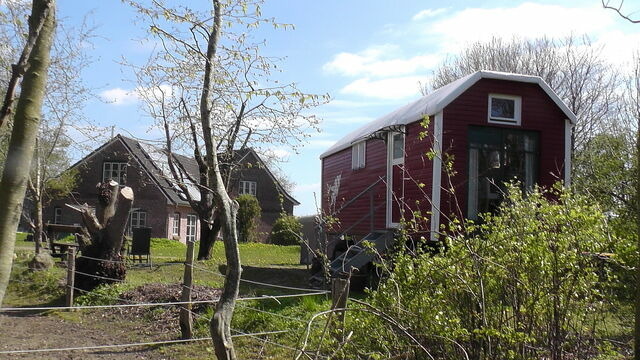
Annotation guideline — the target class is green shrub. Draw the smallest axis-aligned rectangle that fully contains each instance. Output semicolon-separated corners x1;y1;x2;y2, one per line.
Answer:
236;194;262;242
344;183;622;359
269;215;302;246
75;283;124;306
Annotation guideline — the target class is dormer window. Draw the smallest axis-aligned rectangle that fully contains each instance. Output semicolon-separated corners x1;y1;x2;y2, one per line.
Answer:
488;94;521;125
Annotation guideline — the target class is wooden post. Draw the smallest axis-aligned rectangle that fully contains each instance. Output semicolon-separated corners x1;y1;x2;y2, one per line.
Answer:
65;247;76;308
180;240;195;339
331;277;349;337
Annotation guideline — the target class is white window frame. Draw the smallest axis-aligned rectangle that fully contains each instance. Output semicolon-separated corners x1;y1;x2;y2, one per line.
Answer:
172;212;180;236
186;214;197;242
391;132;405;165
128;209;147;235
239;180;257;196
54;207;62;224
488;94;521;125
351;141;366;170
103;162;127;184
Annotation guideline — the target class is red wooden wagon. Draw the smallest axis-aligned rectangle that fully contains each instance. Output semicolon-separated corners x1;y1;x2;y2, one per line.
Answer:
316;70;577;283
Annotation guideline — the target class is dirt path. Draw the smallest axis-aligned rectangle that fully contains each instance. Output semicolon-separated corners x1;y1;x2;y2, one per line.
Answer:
0;311;175;359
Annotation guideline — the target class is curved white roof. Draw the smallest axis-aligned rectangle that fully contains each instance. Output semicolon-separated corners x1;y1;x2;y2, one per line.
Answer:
320;70;577;159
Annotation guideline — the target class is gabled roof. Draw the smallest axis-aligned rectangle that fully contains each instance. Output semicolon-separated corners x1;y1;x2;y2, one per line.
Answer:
320;70;577;159
69;134;299;206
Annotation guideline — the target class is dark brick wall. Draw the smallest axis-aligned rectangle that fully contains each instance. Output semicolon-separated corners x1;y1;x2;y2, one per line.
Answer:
229;151;297;242
45;138;171;238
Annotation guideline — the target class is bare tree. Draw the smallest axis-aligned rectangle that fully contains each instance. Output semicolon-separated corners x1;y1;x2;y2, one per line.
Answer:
0;0;55;305
429;36;621;152
603;0;640;23
125;0;325;357
602;4;640;358
127;1;325;261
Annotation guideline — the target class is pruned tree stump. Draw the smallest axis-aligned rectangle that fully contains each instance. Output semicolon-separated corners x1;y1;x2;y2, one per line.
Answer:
69;181;133;291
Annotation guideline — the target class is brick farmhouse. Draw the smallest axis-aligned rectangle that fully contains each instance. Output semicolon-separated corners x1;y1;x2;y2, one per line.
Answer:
45;135;298;242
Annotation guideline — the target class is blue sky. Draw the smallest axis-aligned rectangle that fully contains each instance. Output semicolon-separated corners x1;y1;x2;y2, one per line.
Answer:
57;0;639;216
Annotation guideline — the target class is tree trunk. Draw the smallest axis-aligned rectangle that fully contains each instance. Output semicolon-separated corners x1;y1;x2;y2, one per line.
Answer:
197;214;221;260
74;181;133;291
210;200;240;360
34;198;44;255
0;0;55;305
635;125;640;360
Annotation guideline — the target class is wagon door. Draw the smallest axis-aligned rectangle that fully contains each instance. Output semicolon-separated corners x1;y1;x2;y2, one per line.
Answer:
386;131;405;227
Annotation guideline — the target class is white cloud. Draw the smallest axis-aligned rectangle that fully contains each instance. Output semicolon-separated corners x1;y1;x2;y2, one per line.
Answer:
592;30;640;67
263;148;291;160
307;139;337;148
427;3;617;54
412;8;447;21
100;85;174;106
99;88;138;105
323;45;439;78
340;76;425;100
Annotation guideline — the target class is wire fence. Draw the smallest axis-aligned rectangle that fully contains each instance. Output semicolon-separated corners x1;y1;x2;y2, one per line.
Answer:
2;242;342;357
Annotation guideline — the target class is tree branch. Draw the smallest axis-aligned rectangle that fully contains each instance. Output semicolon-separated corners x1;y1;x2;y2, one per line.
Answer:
0;0;54;129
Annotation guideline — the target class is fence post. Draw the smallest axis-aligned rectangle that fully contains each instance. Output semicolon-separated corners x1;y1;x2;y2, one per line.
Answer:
331;277;349;338
65;247;76;309
180;240;195;339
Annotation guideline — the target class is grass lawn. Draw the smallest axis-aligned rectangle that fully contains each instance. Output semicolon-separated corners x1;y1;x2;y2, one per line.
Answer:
7;236;329;359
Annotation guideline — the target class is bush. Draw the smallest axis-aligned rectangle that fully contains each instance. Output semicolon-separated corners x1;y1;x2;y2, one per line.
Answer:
269;215;302;246
344;183;622;359
236;194;261;242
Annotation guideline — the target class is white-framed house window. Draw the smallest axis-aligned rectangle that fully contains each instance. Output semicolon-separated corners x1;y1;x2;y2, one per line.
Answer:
239;180;257;196
488;94;522;125
172;212;180;237
391;132;405;164
53;207;62;224
351;141;366;170
103;162;127;184
128;209;147;236
186;214;197;242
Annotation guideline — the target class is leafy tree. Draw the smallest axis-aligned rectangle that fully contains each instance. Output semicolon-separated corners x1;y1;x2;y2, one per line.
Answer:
573;132;636;220
236;194;261;243
128;0;325;261
124;0;327;356
269;214;302;246
0;0;95;257
344;184;619;360
0;0;55;305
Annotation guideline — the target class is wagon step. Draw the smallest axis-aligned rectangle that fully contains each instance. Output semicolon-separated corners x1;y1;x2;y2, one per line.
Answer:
309;230;394;285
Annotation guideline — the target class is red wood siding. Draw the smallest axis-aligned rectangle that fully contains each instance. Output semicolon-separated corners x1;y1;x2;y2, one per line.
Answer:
321;78;568;237
439;78;567;218
402;120;436;230
321;139;387;235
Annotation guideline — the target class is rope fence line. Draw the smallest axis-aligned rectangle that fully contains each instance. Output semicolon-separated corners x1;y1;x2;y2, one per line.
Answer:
0;291;328;312
76;255;127;264
73;270;126;283
236;303;308;324
230;329;331;359
0;328;315;356
6;241;342;357
189;263;328;293
0;337;212;355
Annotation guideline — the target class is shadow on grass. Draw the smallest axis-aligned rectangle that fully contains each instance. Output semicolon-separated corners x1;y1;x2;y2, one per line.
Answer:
0;294;66;317
218;264;311;293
